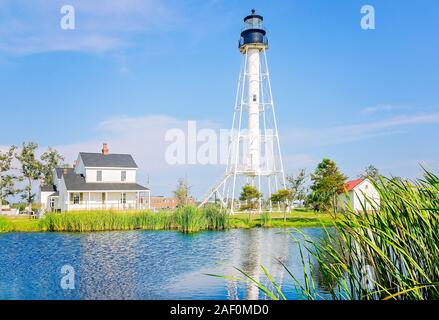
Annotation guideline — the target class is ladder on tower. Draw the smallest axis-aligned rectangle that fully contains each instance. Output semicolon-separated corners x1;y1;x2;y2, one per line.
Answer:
198;173;232;208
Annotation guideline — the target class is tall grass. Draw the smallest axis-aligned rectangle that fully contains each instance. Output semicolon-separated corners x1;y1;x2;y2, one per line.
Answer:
260;212;272;227
41;211;159;232
40;206;228;234
175;206;207;233
227;169;439;300
204;205;228;231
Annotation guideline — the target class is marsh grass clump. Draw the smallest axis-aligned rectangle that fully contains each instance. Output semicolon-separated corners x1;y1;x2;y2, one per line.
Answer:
36;207;230;234
260;212;272;227
40;210;175;232
203;205;228;230
175;206;209;233
40;206;230;234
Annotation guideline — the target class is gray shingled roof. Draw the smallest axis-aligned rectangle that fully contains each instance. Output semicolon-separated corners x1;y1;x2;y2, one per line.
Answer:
41;185;57;192
79;152;138;168
63;171;148;191
55;168;74;179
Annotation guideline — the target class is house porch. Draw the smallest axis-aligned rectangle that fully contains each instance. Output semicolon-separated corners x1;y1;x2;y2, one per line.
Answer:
66;191;151;211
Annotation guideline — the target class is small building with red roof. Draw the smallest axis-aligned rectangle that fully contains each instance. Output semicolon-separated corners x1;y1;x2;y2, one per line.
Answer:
338;178;380;212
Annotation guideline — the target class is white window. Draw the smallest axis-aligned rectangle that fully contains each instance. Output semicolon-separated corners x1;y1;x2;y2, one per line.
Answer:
97;170;102;182
121;171;127;182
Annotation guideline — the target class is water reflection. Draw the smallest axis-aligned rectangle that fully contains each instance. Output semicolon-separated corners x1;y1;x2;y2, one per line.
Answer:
0;228;331;300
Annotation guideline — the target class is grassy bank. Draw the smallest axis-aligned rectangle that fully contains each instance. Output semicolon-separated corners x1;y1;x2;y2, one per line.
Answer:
0;208;336;233
229;209;337;229
0;216;42;232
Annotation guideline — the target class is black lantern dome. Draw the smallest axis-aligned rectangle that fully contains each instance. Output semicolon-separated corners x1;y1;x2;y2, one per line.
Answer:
239;9;268;50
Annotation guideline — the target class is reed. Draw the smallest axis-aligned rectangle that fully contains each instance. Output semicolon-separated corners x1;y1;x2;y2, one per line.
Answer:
204;205;228;230
39;206;229;234
222;169;439;300
175;206;207;233
260;212;272;227
41;210;177;232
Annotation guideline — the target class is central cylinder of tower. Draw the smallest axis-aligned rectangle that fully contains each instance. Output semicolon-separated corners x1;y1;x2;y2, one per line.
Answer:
247;48;260;173
239;9;267;174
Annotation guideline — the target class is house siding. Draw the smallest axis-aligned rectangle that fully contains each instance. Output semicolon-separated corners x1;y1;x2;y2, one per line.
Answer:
352;180;380;211
338;179;380;212
59;177;69;212
85;168;136;183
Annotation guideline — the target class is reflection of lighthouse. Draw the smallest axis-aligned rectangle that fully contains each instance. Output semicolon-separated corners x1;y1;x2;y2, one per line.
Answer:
224;229;292;300
201;10;286;213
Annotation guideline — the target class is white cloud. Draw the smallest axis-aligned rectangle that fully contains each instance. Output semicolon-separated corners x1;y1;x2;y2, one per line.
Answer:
283;112;439;148
361;104;405;114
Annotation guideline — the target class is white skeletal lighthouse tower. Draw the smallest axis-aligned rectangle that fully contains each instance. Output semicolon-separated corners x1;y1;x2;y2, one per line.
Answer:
201;10;287;213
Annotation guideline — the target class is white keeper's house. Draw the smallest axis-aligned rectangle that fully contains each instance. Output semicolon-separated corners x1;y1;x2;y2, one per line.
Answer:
338;178;380;212
39;144;150;212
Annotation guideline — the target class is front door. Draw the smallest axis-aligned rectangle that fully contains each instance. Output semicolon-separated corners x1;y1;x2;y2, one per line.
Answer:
50;197;56;212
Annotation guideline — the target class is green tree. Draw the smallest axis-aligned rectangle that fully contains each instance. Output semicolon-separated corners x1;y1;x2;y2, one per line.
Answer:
270;189;293;222
0;146;17;206
306;190;332;212
361;164;380;181
309;158;347;213
173;178;191;207
287;169;307;204
41;148;65;185
15;142;43;207
239;184;262;211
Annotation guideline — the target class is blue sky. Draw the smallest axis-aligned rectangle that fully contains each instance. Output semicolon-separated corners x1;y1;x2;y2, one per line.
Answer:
0;0;438;197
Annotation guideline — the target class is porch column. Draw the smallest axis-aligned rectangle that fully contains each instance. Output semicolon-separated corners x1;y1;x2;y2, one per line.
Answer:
88;192;91;210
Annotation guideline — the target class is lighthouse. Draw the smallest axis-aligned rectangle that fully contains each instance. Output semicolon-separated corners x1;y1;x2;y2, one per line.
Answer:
200;10;287;213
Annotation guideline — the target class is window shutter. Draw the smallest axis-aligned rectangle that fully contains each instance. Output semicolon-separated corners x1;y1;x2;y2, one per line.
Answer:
80;193;84;202
70;193;73;202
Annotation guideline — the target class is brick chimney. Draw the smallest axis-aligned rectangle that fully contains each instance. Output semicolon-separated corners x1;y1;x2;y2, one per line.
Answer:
63;168;68;175
102;143;109;155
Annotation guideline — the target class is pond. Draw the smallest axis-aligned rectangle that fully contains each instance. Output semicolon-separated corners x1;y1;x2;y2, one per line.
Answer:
0;228;332;300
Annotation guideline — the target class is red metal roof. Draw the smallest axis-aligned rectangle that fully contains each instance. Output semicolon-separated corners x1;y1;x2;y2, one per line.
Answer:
345;178;364;191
